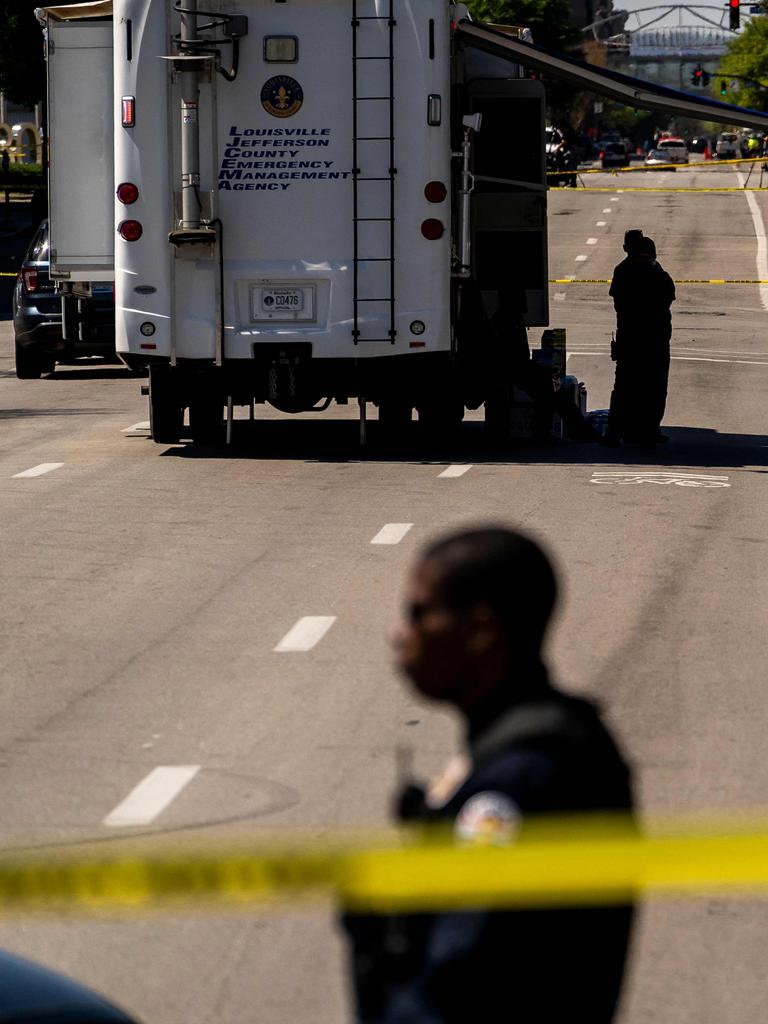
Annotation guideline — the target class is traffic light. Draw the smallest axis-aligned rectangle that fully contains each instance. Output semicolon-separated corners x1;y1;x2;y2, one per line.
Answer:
691;64;704;86
729;0;740;31
721;79;728;96
702;70;711;86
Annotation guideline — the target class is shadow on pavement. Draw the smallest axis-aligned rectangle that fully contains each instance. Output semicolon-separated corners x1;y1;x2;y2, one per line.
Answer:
0;407;107;420
158;420;768;470
47;363;143;381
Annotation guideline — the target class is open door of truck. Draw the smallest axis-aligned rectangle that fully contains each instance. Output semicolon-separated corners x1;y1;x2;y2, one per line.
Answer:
43;7;114;280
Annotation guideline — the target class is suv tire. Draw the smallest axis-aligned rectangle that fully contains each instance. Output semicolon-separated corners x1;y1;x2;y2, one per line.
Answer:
15;339;45;379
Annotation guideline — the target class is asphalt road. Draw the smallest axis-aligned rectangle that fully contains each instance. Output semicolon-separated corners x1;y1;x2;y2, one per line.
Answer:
0;160;767;1023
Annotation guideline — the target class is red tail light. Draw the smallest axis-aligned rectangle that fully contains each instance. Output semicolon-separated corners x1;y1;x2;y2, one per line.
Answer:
22;268;38;292
421;219;444;240
599;150;605;160
117;182;139;204
118;220;143;241
122;96;135;128
424;180;447;203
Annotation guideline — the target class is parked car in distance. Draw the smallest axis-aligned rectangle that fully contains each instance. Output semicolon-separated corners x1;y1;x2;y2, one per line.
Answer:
13;220;115;379
655;137;688;163
0;947;139;1023
689;135;710;154
644;148;677;169
599;141;630;169
715;131;740;159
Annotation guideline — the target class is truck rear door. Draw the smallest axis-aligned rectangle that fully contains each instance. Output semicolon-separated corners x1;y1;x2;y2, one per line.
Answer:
46;14;113;281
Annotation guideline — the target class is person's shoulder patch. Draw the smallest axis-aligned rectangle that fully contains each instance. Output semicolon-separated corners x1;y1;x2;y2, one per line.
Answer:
455;791;520;845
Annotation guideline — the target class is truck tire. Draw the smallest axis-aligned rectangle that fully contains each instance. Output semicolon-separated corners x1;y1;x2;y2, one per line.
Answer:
484;390;511;440
189;394;224;445
378;399;412;435
14;339;46;380
149;365;184;444
417;397;464;435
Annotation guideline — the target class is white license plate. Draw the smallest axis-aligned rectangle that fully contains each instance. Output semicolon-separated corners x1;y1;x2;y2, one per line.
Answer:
252;285;315;321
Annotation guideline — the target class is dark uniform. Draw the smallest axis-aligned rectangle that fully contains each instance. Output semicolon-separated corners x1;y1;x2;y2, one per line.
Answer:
343;672;634;1023
608;256;675;442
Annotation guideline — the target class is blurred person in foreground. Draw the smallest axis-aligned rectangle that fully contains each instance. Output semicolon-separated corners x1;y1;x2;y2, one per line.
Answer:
607;234;675;445
342;527;634;1023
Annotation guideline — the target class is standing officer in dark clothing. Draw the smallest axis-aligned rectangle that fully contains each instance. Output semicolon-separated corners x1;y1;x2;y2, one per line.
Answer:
342;527;634;1024
607;235;675;444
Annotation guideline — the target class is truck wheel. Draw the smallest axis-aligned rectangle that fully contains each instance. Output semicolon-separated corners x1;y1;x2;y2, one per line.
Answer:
484;391;511;440
378;400;412;435
189;394;224;445
417;398;464;435
149;365;184;444
14;339;44;379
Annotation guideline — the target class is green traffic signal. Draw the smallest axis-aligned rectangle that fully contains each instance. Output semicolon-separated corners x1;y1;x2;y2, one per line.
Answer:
721;79;728;96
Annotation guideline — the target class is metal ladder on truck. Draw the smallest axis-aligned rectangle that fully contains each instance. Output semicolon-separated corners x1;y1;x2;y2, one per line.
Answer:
351;0;396;346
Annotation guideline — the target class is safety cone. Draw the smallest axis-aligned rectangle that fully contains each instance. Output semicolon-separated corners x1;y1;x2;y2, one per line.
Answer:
704;142;711;160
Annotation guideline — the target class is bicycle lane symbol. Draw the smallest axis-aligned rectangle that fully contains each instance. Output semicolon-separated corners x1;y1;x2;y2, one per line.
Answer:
590;472;731;488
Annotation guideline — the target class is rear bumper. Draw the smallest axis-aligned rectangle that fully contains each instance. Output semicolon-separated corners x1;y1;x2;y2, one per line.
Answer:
122;351;476;406
15;315;115;355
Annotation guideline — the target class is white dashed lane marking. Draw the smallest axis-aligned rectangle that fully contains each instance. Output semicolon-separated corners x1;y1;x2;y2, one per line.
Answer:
587;238;598;245
575;254;588;262
569;352;768;366
596;221;607;226
103;766;200;828
603;208;612;213
554;292;566;302
610;197;620;202
438;464;473;479
371;523;413;545
12;463;64;479
274;616;337;652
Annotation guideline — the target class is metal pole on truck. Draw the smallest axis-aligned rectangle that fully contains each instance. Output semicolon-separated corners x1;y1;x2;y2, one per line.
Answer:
179;0;201;231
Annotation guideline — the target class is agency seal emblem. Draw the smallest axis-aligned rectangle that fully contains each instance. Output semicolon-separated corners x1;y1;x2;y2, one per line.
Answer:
261;76;304;118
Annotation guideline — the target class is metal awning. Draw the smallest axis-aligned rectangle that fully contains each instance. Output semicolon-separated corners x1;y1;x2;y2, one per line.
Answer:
36;2;112;22
458;20;768;132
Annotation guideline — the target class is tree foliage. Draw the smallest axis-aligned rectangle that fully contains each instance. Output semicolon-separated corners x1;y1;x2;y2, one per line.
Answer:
718;17;768;113
0;2;46;108
464;0;579;52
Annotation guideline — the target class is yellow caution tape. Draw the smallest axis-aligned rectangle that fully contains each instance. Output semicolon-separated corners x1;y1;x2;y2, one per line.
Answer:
550;278;768;285
547;155;768;176
2;816;768;916
550;186;768;192
0;272;17;277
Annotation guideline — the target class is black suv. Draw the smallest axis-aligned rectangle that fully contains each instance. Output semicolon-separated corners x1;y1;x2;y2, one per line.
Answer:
13;220;115;379
599;141;630;169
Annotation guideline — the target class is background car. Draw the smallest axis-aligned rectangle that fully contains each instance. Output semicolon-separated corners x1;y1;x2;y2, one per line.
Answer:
655;137;689;163
715;132;740;159
0;946;139;1023
13;220;115;379
599;141;630;168
644;148;677;169
689;136;710;154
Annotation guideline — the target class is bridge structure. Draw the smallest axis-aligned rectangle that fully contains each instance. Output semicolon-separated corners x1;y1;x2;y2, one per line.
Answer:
583;5;754;95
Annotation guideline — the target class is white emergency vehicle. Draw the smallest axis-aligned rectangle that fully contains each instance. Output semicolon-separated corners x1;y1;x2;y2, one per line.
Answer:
37;1;768;444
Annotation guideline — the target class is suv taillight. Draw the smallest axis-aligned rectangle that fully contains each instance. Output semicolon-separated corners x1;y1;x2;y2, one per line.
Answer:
22;268;38;292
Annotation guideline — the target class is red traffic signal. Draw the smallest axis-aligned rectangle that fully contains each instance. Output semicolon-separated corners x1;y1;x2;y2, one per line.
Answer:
729;0;740;31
